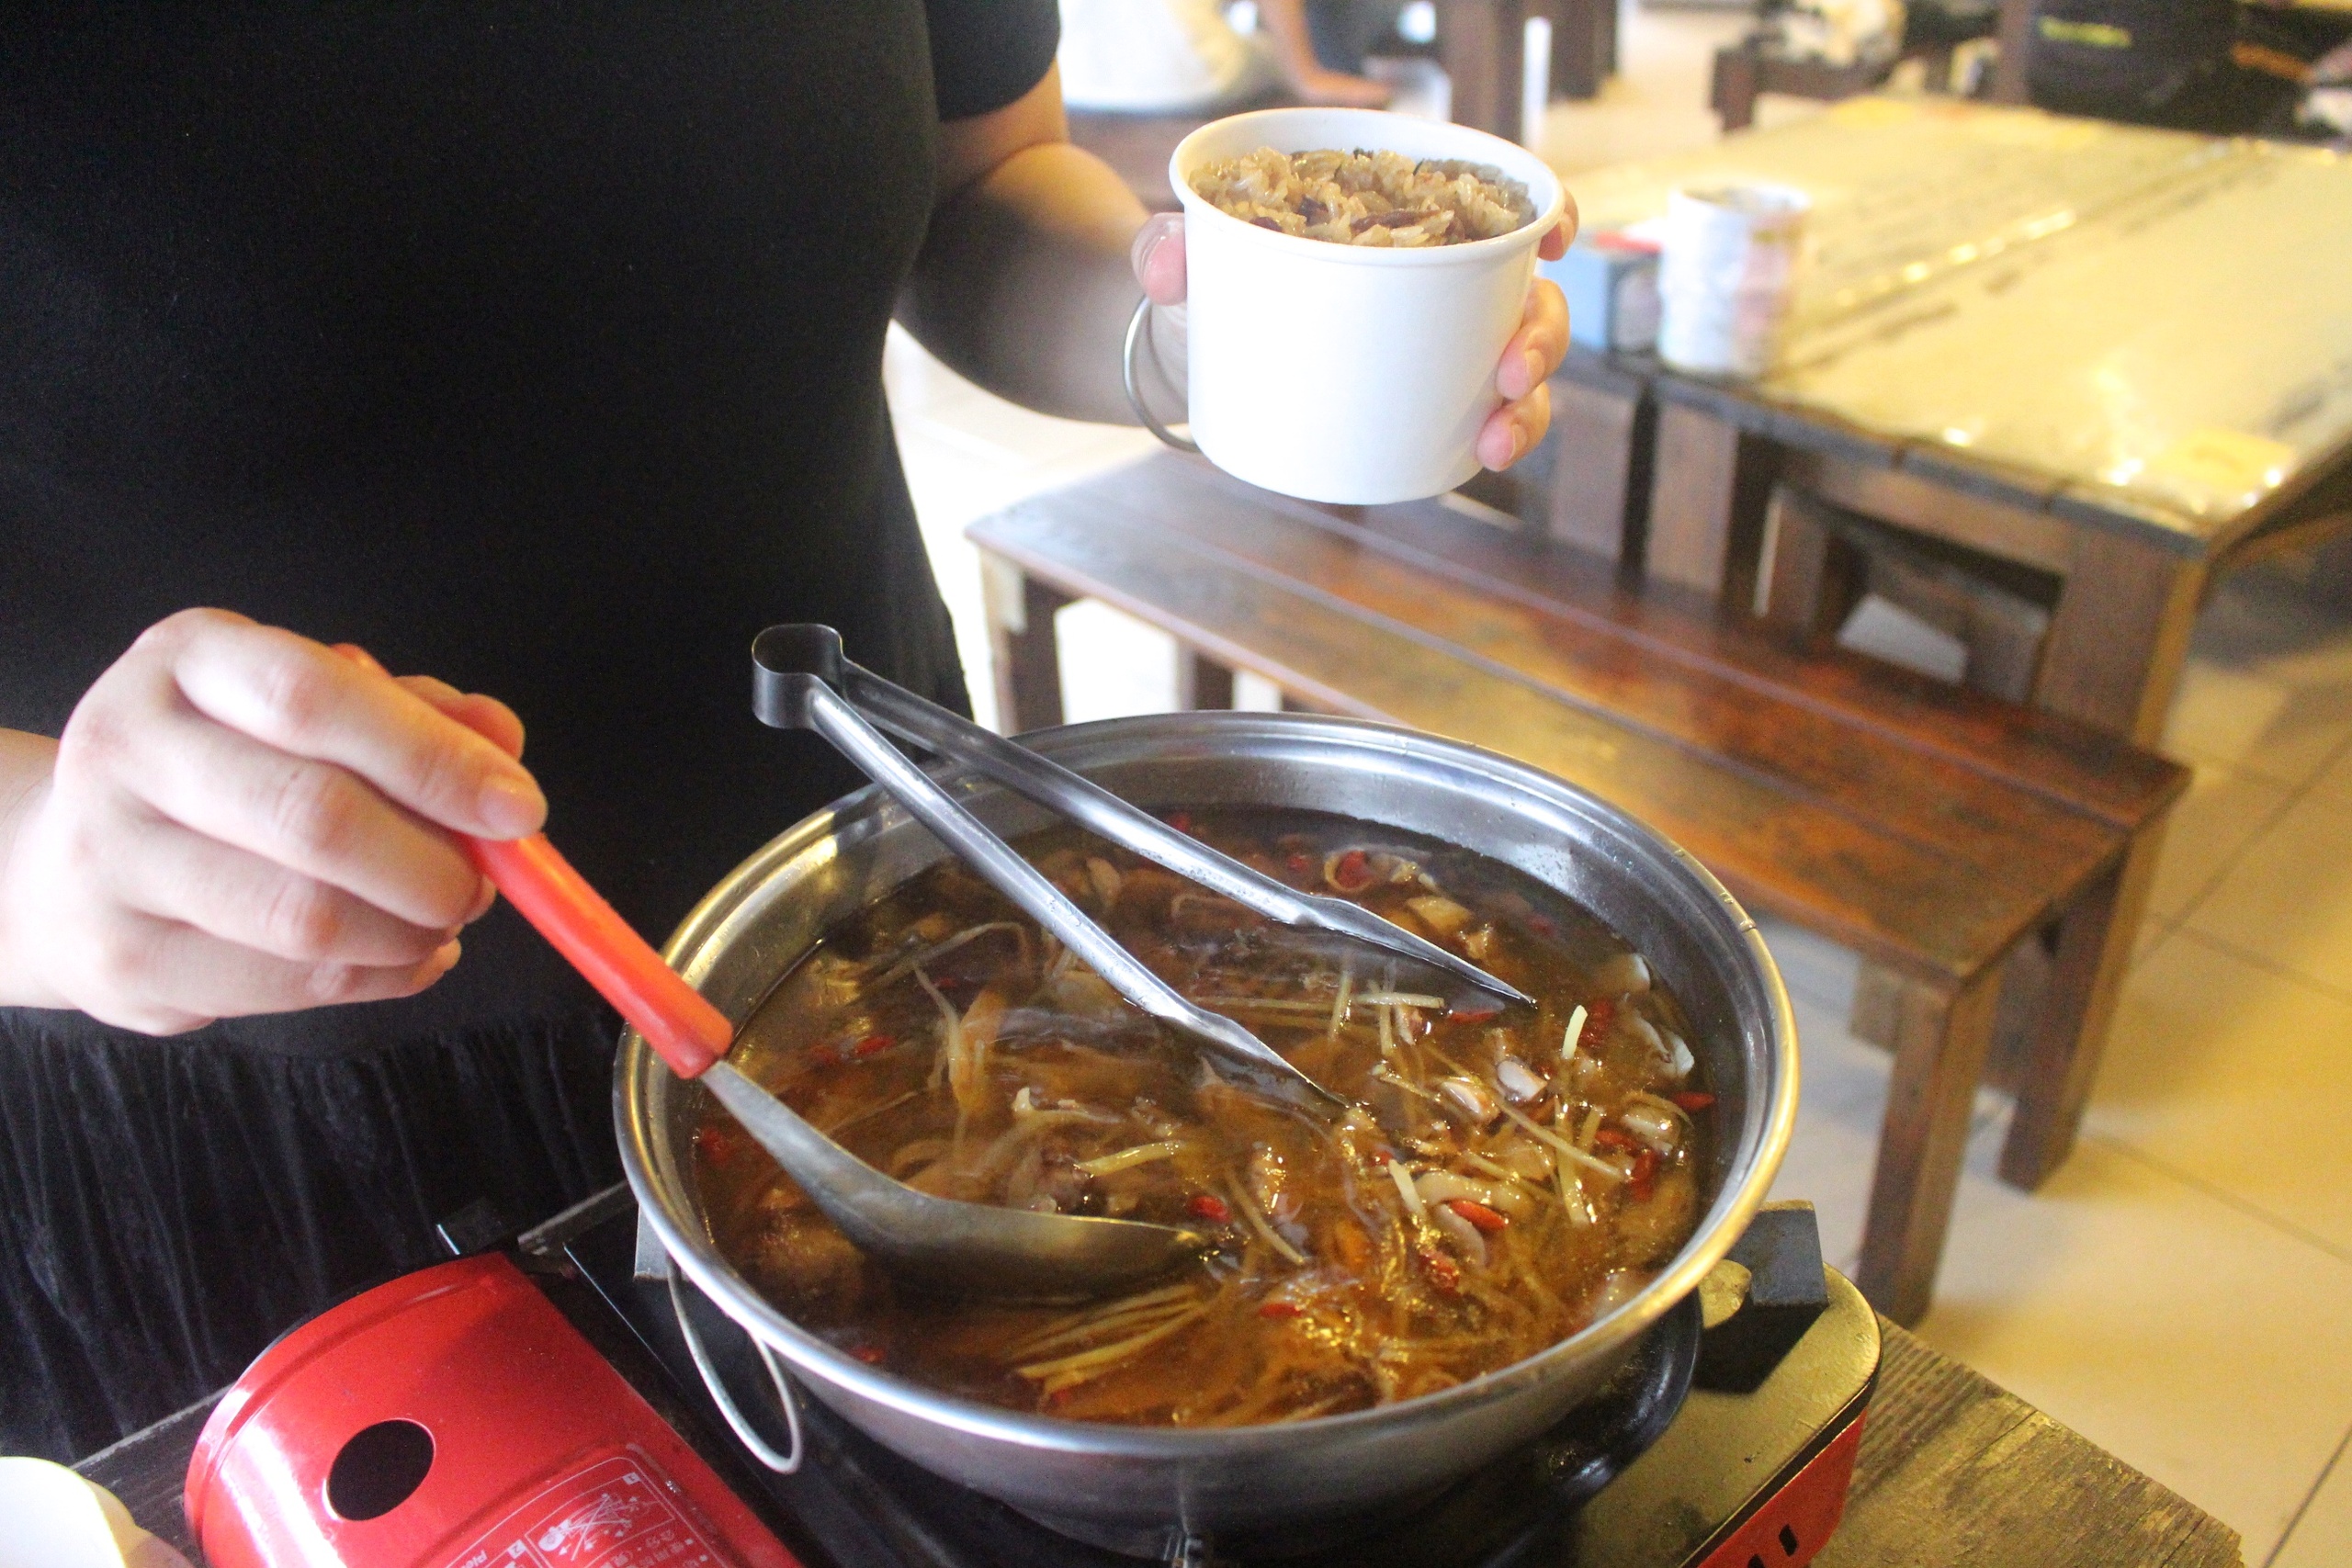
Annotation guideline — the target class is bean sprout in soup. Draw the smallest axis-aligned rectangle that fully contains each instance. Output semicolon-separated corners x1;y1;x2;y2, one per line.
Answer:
1190;148;1534;247
695;810;1713;1427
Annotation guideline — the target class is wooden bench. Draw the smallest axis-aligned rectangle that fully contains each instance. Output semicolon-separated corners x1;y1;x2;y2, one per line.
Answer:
967;451;2186;1325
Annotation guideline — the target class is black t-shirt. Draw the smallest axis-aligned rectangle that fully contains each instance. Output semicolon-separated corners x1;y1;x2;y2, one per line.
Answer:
0;1;1058;1055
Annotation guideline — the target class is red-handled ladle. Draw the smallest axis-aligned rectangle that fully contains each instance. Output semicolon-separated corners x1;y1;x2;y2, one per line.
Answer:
460;830;1211;1301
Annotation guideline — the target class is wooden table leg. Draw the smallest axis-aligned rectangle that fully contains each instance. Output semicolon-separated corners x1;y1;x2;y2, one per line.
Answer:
1549;0;1607;99
1849;616;2172;1199
2036;530;2208;746
1545;373;1649;562
1999;824;2166;1190
1178;649;1236;711
1990;0;2035;105
1760;485;1866;639
981;558;1072;735
1858;963;2005;1326
1646;400;1780;609
1712;46;1762;132
1435;0;1527;141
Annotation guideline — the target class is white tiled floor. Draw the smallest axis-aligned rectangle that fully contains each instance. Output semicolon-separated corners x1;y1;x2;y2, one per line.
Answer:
1733;527;2352;1561
884;6;2352;1559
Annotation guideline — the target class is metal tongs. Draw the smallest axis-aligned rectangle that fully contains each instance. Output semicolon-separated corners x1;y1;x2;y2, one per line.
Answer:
751;625;1533;1108
457;627;1534;1302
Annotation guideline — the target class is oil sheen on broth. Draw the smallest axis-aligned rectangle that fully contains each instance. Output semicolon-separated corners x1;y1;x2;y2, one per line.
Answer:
695;810;1713;1427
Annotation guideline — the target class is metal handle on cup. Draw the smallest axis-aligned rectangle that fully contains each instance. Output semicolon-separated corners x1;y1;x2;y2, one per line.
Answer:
1122;296;1199;455
666;1265;805;1473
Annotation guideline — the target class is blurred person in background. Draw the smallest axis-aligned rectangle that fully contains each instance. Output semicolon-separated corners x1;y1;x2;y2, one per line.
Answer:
2024;0;2344;132
1059;0;1398;112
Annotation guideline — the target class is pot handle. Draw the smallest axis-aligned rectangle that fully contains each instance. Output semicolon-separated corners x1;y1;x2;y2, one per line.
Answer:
667;1267;804;1473
1122;296;1199;455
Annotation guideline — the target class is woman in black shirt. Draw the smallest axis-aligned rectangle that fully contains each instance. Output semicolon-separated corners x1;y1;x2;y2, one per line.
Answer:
0;3;1568;1459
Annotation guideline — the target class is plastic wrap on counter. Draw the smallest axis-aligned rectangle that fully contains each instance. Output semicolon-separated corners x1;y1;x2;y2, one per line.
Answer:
1565;97;2352;538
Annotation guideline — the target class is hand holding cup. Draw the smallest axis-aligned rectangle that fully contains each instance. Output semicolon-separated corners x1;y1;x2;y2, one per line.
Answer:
1124;109;1576;504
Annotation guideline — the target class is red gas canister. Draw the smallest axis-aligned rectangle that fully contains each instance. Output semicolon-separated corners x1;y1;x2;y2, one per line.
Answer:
184;1253;799;1568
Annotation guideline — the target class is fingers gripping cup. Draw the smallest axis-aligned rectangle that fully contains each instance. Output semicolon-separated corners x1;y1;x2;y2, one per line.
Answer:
1129;108;1566;506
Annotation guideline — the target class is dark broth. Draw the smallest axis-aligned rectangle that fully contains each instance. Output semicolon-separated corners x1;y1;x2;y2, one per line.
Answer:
695;809;1712;1427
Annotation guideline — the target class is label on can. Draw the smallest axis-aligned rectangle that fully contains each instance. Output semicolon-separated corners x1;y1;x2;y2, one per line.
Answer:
442;1450;739;1568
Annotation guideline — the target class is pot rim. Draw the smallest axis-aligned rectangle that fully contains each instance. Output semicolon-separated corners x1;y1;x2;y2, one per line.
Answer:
619;712;1798;1458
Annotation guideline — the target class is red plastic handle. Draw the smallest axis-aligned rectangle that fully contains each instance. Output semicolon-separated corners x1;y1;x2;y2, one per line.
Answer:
461;833;732;1079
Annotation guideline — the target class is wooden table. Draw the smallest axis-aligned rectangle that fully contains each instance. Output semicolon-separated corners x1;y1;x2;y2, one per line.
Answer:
1551;97;2352;748
77;1307;2240;1567
1521;99;2352;1081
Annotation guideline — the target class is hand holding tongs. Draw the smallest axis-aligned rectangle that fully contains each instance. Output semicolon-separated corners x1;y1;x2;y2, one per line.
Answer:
750;626;1533;1109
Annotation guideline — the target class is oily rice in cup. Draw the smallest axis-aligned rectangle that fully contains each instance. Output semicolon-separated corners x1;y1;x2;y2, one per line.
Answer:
1190;148;1534;248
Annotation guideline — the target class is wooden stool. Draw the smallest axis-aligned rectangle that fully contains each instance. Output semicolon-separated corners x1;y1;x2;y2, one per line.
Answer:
968;452;2185;1325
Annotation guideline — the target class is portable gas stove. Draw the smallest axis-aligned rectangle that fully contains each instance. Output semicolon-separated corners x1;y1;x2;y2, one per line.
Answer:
546;1194;1877;1568
186;1191;1875;1568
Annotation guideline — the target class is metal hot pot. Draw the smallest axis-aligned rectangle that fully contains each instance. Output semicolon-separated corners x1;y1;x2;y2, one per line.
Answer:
618;712;1798;1540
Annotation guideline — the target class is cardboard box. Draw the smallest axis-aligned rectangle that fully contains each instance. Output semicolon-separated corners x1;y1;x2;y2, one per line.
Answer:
1541;233;1662;353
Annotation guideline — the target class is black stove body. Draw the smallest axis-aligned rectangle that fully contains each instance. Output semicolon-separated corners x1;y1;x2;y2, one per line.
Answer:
532;1198;1878;1568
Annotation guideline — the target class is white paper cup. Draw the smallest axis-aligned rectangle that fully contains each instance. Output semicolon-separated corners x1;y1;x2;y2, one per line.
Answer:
1147;108;1566;506
1656;183;1810;378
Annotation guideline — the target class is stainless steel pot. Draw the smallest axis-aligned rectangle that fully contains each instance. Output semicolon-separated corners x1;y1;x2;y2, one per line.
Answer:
618;713;1798;1539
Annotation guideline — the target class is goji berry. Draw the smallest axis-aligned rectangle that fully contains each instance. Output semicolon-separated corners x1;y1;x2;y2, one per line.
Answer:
1285;852;1313;875
851;1033;896;1058
1670;1091;1716;1112
1186;1194;1232;1224
1526;914;1557;938
848;1343;887;1365
1330;849;1375;893
1449;1003;1502;1023
1418;1247;1461;1293
1631;1148;1659;1201
1446;1199;1508;1234
1258;1301;1303;1320
1593;1127;1636;1152
1167;810;1195;833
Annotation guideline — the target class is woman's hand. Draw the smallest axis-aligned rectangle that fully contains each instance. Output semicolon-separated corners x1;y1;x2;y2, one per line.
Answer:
0;609;544;1034
1130;208;1577;471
